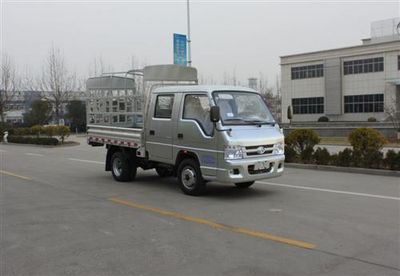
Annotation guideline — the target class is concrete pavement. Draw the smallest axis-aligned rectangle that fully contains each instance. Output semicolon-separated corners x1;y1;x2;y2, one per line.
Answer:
0;139;399;275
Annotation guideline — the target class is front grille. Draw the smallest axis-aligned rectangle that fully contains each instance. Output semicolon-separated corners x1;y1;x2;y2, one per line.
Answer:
245;144;274;157
248;163;273;175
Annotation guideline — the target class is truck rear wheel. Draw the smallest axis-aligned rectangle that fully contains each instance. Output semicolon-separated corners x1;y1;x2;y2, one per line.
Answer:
111;152;134;182
235;181;255;189
177;159;206;196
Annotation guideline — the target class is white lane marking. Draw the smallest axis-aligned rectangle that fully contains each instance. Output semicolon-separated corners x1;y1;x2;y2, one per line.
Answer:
0;149;7;153
68;158;103;165
26;153;44;157
258;181;400;201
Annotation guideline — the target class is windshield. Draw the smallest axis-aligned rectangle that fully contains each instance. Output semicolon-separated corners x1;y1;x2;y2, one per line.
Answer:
212;91;275;125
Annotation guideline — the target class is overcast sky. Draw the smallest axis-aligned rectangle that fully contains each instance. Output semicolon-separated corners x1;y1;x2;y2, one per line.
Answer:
2;0;399;87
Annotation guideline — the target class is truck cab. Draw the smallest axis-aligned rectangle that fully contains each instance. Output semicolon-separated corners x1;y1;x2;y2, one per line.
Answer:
144;85;284;194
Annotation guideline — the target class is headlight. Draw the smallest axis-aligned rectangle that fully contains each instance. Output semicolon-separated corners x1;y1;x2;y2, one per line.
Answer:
224;145;244;160
273;142;284;155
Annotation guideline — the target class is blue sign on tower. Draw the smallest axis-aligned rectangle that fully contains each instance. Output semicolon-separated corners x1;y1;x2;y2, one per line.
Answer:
173;33;187;66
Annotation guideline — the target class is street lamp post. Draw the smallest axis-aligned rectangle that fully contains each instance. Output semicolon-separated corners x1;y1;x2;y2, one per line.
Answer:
186;0;192;67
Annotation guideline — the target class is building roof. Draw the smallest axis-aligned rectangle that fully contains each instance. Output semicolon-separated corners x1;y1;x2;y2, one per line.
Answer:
280;38;400;65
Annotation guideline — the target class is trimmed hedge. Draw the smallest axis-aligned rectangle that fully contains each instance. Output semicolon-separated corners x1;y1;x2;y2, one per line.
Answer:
7;125;71;144
384;150;400;171
7;136;59;145
285;128;399;171
348;128;386;168
313;147;330;165
285;129;320;163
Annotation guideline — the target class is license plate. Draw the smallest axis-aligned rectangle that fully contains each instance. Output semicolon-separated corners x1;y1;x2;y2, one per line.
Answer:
254;161;269;171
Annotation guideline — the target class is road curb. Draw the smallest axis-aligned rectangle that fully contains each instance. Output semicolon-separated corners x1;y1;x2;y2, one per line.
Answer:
285;163;400;177
0;141;80;148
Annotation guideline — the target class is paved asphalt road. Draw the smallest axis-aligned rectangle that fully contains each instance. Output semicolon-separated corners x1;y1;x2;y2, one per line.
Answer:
1;137;399;276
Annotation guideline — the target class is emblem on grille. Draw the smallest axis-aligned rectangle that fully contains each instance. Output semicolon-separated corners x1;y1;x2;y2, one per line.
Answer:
257;146;267;154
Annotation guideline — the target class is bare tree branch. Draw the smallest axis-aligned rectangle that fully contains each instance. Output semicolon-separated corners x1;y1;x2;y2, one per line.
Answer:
0;54;19;122
384;94;400;131
40;45;77;124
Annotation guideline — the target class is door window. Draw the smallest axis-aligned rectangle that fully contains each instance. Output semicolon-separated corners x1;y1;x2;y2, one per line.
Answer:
155;95;174;118
183;94;213;136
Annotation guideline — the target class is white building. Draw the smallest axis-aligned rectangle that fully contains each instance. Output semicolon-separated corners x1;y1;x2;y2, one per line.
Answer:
281;18;400;123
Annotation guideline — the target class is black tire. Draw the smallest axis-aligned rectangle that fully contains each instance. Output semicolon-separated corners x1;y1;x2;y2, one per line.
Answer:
130;164;137;180
235;181;255;189
177;159;206;196
155;167;173;177
111;152;133;182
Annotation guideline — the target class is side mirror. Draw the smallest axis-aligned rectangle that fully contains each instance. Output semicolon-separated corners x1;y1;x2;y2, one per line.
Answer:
210;106;220;123
287;105;293;120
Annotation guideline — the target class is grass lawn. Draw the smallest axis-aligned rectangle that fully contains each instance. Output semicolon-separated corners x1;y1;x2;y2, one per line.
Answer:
320;137;349;145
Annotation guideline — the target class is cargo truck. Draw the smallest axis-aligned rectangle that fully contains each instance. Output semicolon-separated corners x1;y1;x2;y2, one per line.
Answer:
87;65;285;195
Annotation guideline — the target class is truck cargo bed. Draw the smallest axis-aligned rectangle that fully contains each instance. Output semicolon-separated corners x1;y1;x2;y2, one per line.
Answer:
87;124;143;148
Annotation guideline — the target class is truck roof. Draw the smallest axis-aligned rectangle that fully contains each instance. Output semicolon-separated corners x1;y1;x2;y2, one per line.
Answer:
153;85;258;94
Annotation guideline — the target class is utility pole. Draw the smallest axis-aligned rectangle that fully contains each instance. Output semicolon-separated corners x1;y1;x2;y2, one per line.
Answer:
186;0;192;67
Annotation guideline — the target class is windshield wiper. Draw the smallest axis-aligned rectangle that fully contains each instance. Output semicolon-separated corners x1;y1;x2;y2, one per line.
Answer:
244;120;276;126
224;118;246;122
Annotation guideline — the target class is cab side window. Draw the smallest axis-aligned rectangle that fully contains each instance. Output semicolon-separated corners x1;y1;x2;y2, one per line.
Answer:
183;94;213;136
155;95;174;118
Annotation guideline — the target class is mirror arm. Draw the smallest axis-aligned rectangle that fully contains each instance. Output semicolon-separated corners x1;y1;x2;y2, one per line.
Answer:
214;122;231;132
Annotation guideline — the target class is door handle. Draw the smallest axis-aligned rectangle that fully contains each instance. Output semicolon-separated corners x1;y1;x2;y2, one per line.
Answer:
149;130;155;135
178;133;183;139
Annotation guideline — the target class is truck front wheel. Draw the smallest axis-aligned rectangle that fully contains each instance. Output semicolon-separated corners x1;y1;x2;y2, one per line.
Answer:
177;159;206;196
111;152;134;182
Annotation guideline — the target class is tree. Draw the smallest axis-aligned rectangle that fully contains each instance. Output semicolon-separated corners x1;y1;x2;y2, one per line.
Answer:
384;95;400;131
0;55;19;122
40;45;77;124
66;100;86;132
24;100;52;126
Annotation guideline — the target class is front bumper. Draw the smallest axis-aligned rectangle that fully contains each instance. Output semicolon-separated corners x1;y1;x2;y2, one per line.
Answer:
213;154;285;183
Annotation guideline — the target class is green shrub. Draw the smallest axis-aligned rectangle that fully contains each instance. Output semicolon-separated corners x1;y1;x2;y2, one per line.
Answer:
284;146;297;163
384;150;400;171
367;117;377;122
348;128;386;168
318;116;329;122
31;125;44;138
43;125;57;137
334;148;353;167
300;147;314;163
314;147;331;165
285;129;320;162
329;153;339;166
7;136;59;145
55;125;70;143
13;127;32;136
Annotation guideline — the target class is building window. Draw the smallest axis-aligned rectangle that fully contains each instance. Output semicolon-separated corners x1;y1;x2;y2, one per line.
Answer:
292;97;324;114
291;64;324;80
343;57;384;75
398;55;400;70
344;94;384;113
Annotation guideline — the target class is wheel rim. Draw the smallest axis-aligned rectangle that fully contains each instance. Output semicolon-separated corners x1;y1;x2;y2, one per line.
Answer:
181;166;196;189
112;157;123;177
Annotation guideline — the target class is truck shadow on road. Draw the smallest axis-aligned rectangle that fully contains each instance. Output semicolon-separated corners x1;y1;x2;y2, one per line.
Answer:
109;171;276;200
